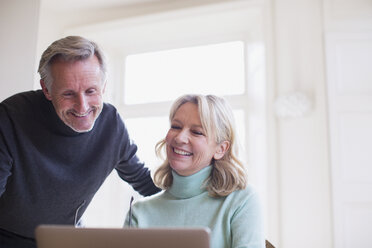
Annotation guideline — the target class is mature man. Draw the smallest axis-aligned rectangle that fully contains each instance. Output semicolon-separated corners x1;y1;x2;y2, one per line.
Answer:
0;36;160;247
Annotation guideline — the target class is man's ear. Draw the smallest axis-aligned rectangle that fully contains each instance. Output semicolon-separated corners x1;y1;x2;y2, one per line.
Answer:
213;141;230;160
40;80;52;100
102;80;107;94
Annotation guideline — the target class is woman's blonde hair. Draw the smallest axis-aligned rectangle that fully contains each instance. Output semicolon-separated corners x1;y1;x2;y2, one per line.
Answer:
154;94;248;197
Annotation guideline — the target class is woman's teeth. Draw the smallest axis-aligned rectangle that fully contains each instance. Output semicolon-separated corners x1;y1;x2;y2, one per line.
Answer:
174;148;192;156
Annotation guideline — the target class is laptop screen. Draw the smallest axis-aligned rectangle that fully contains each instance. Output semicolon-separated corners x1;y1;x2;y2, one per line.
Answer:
35;225;210;248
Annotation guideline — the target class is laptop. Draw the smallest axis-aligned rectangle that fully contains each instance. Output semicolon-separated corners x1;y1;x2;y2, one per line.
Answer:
35;225;210;248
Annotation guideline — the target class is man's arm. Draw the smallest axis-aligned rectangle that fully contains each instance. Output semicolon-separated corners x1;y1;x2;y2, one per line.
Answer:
0;108;13;198
115;144;161;196
114;124;161;197
0;155;12;198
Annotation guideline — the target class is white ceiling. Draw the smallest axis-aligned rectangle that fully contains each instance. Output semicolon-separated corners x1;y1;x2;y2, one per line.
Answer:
42;0;162;12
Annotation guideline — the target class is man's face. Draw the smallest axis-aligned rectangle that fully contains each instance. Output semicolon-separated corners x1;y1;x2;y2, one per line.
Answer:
41;55;106;133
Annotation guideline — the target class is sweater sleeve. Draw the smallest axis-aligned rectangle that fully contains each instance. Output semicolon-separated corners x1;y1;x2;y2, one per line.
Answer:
0;107;13;198
230;188;265;248
114;122;161;197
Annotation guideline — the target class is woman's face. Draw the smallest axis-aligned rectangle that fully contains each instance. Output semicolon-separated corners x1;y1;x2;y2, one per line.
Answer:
165;102;226;176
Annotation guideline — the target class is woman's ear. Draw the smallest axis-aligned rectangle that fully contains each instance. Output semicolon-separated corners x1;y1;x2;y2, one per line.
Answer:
213;141;230;160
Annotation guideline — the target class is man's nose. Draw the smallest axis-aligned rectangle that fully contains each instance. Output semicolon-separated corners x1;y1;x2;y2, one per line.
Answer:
74;94;89;113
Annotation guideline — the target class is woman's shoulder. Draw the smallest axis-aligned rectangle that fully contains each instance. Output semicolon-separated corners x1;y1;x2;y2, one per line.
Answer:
232;184;258;196
133;191;166;208
226;184;261;206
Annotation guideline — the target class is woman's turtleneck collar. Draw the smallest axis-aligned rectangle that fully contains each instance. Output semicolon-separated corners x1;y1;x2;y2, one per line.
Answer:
168;165;212;199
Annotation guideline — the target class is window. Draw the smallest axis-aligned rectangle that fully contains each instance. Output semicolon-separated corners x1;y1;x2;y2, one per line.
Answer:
124;41;245;104
122;40;248;170
82;41;255;227
78;1;267;228
121;40;248;174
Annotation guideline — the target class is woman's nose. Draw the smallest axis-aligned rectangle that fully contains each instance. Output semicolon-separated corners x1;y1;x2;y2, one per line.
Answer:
174;130;189;144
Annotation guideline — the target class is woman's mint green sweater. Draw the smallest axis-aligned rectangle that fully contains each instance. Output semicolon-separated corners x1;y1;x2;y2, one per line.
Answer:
126;166;265;248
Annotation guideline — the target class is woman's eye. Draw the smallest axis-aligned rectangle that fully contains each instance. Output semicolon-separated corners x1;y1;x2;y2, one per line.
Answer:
193;130;204;136
171;125;181;130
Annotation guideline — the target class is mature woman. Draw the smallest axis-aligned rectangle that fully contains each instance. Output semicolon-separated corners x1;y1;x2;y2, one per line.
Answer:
125;94;265;248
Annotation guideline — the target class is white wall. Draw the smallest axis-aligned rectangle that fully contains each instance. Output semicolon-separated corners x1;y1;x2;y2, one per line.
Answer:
324;0;372;247
0;0;40;101
271;0;332;247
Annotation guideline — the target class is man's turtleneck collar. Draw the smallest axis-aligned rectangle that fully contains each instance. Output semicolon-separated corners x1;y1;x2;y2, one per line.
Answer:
168;166;212;199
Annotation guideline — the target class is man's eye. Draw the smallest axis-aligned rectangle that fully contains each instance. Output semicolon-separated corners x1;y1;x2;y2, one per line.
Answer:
86;89;96;94
63;92;74;97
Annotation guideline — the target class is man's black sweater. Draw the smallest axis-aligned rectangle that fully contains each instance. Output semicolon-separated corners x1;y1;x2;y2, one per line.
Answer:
0;90;159;242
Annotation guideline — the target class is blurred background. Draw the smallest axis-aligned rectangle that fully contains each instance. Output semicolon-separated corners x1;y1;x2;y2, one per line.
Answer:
1;0;371;247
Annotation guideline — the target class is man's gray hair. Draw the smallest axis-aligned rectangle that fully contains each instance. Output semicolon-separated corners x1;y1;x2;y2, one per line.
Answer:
38;36;107;91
